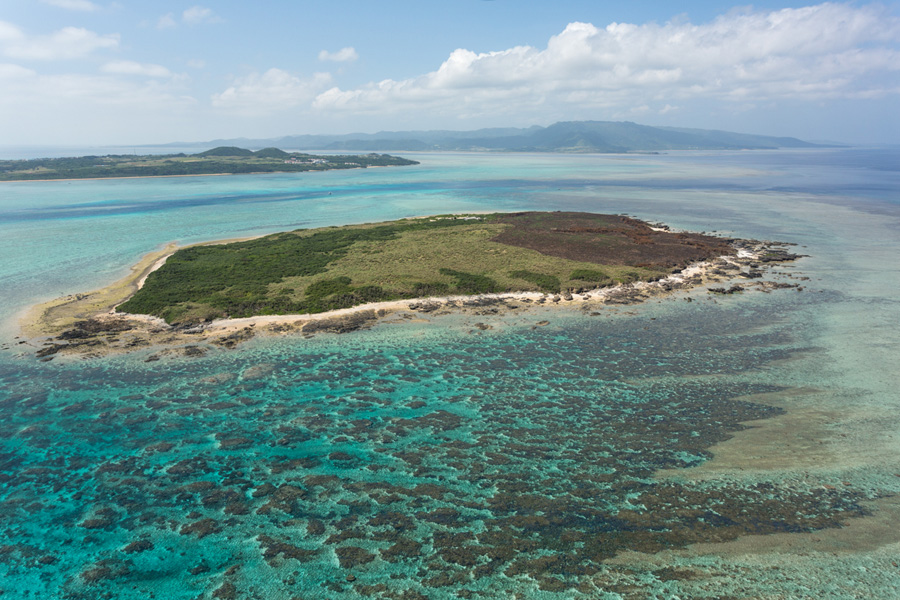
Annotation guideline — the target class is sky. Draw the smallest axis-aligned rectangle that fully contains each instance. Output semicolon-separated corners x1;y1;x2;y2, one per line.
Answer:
1;0;898;146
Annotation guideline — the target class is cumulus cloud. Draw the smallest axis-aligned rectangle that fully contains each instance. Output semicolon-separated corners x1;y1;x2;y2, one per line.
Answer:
0;57;196;143
101;60;173;78
156;13;177;29
40;0;100;11
0;63;193;111
182;6;219;25
0;21;23;44
318;47;359;62
156;6;219;29
211;68;332;115
0;62;36;79
312;3;900;120
0;21;118;60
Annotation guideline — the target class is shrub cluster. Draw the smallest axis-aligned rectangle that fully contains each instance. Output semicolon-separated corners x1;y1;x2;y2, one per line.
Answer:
120;217;491;323
438;269;500;295
569;269;610;283
509;270;561;293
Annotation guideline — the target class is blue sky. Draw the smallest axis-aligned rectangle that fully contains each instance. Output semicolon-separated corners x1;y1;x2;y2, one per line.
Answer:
1;1;898;145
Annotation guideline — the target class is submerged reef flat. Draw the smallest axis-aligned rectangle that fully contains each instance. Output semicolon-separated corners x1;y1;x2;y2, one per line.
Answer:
0;297;882;599
23;211;805;360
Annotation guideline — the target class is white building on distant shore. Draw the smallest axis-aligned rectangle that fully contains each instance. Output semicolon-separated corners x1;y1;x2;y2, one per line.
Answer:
284;158;328;165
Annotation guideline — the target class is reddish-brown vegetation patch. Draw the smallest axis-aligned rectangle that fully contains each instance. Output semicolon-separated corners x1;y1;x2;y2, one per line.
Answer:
492;212;735;270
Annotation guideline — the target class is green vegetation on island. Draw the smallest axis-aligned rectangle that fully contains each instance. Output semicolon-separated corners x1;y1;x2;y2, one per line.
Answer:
202;120;832;153
118;212;737;325
0;147;418;181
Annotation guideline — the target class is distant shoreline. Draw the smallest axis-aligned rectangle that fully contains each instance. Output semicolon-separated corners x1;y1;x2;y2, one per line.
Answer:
0;165;398;184
0;163;404;183
0;171;239;184
0;147;418;182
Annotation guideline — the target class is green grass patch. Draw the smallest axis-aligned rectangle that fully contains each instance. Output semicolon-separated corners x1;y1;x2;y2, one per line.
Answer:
117;212;694;325
119;216;498;323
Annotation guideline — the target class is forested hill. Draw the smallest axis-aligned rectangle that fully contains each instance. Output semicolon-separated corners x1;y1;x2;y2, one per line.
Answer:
194;121;835;153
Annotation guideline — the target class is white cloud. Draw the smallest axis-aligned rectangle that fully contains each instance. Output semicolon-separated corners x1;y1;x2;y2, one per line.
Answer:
40;0;100;11
0;21;25;44
318;47;358;62
0;62;36;79
156;6;220;29
0;21;118;60
156;13;177;29
311;3;900;121
101;60;173;78
182;6;218;25
5;84;199;144
0;60;197;144
0;63;193;111
211;68;333;115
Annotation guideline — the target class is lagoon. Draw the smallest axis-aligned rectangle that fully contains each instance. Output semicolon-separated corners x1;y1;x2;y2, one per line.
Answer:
1;148;898;598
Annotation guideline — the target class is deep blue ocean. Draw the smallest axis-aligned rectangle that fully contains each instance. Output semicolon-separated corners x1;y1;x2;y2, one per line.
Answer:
1;148;899;599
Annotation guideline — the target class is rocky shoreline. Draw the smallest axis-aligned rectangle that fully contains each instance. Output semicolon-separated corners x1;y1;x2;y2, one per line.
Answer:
17;239;806;362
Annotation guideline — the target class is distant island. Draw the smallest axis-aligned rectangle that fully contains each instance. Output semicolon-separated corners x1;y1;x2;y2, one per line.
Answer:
26;212;803;359
185;120;837;153
0;147;419;181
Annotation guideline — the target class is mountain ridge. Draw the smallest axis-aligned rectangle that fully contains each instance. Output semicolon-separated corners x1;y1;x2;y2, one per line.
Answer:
164;121;837;153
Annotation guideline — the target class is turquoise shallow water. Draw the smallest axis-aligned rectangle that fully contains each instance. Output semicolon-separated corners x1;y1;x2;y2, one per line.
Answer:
1;149;899;598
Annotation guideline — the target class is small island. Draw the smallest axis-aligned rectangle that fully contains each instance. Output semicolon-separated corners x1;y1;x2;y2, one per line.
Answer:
24;211;804;359
0;147;419;181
